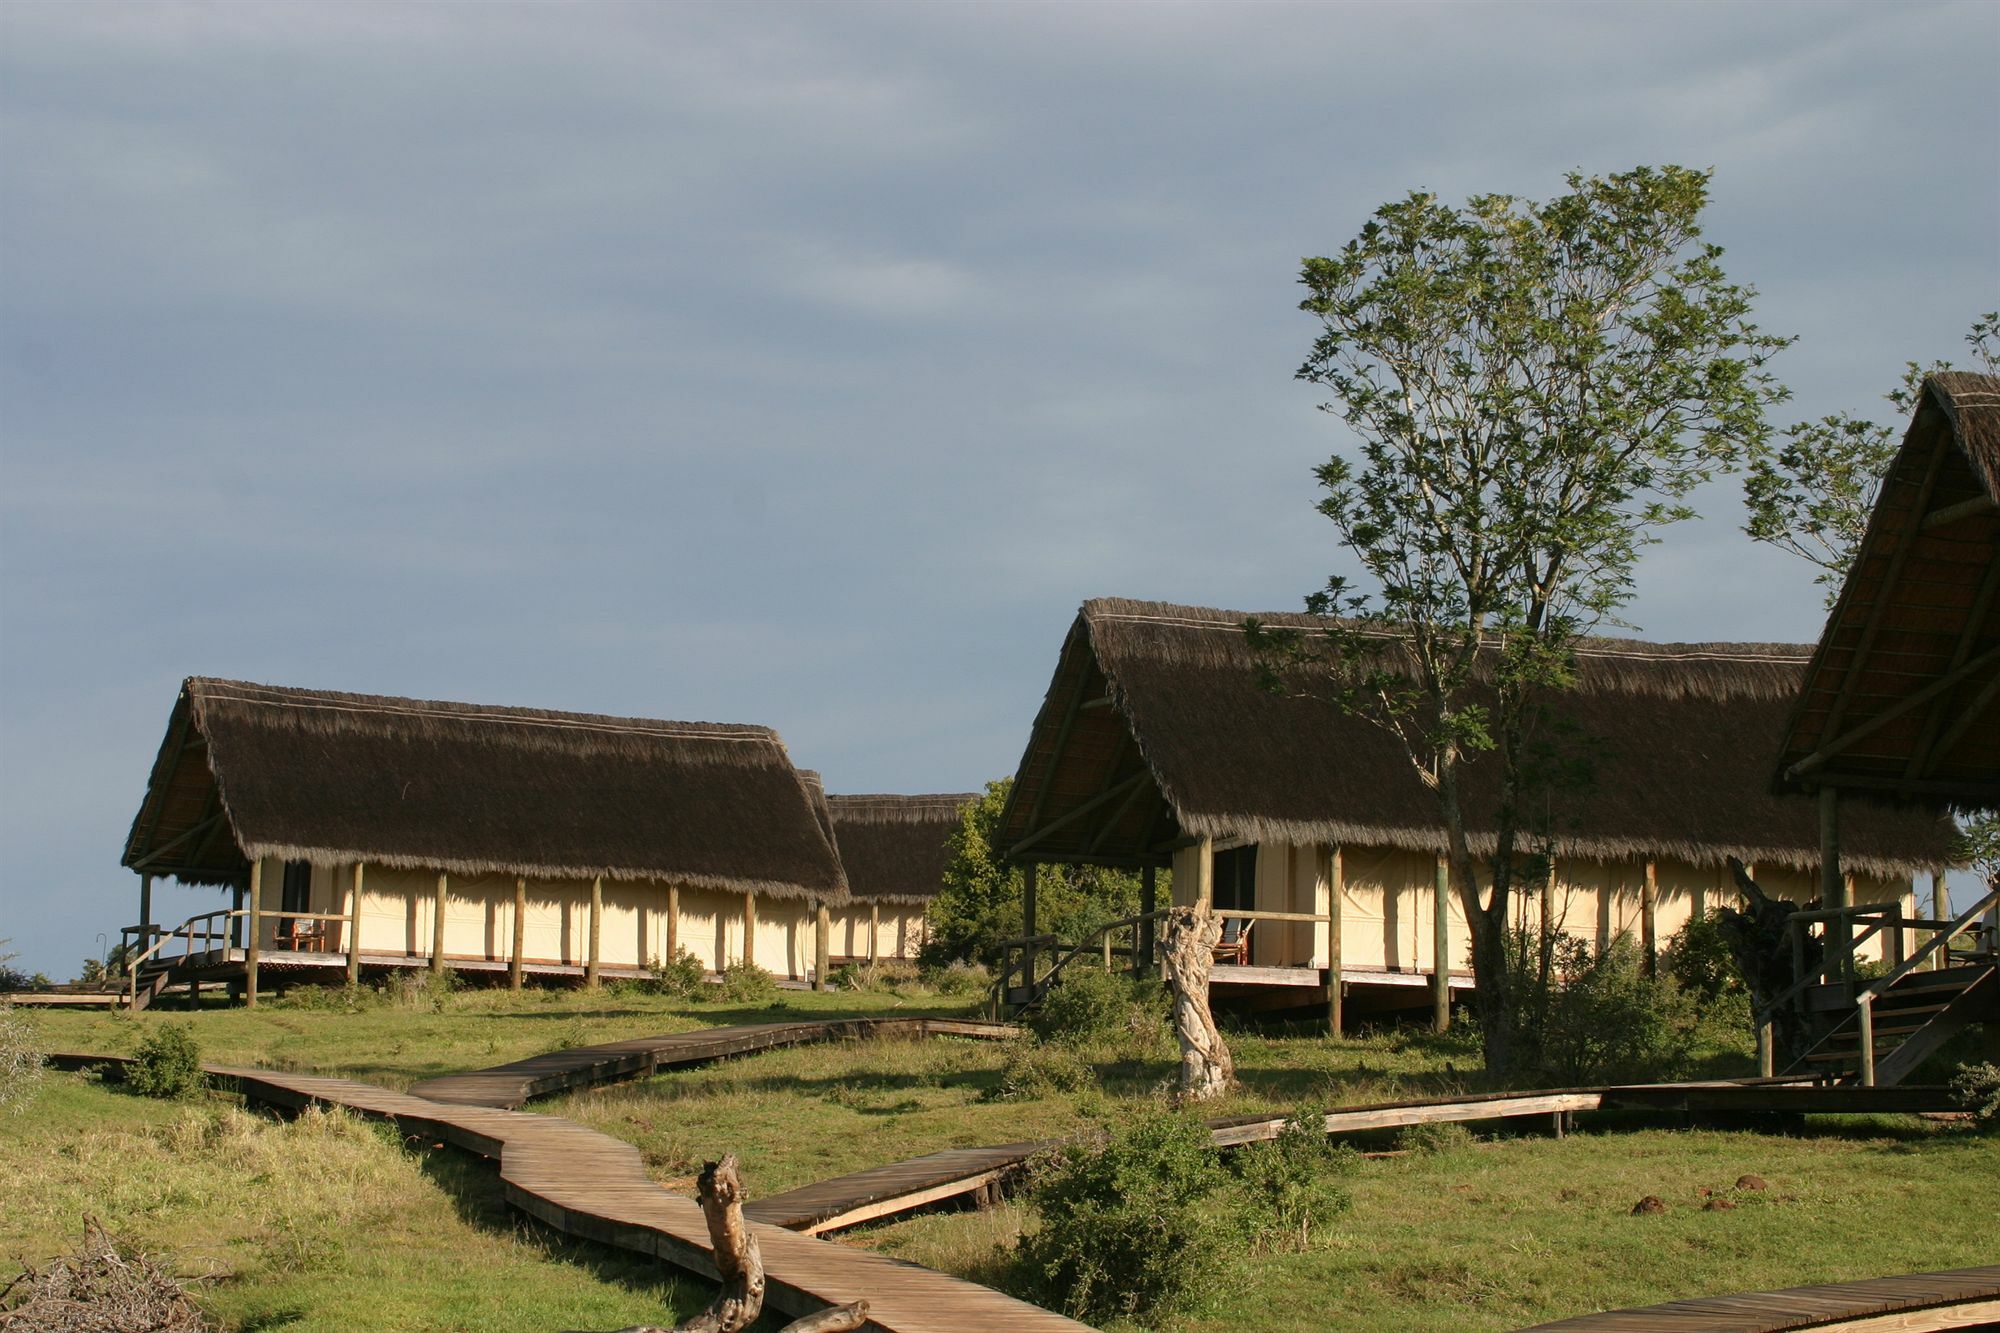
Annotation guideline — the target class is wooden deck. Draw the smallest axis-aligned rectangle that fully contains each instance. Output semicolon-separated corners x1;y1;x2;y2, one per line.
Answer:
1519;1264;2000;1331
408;1016;1016;1107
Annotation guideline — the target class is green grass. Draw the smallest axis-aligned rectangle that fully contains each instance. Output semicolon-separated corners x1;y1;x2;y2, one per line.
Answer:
11;990;1997;1331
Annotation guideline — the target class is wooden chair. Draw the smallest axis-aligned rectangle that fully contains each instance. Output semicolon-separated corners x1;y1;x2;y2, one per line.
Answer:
283;919;330;953
1212;916;1253;967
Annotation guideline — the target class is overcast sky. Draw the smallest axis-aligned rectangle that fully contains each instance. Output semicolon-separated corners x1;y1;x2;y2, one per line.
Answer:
2;1;1995;975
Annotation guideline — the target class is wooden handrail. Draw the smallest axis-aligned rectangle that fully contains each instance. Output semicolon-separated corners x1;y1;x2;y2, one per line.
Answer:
1858;884;2000;1004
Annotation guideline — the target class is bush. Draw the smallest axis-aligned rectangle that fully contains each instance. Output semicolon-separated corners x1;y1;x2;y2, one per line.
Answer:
127;1024;205;1100
1030;968;1160;1046
1230;1111;1356;1250
649;948;708;997
388;967;459;1013
833;960;920;993
0;1002;47;1114
1950;1062;2000;1130
922;959;991;996
987;1040;1095;1101
717;961;778;1004
1015;1108;1231;1322
1501;928;1697;1084
1663;910;1744;1005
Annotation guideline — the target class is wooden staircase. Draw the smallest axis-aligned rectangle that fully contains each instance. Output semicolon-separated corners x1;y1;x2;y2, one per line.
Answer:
1796;964;1998;1086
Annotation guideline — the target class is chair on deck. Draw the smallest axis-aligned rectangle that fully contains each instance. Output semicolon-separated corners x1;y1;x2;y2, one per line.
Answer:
282;919;331;952
1212;916;1253;967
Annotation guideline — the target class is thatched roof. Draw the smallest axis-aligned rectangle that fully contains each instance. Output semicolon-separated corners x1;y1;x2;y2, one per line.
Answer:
1000;599;1958;878
122;678;849;900
1776;372;2000;808
826;794;978;904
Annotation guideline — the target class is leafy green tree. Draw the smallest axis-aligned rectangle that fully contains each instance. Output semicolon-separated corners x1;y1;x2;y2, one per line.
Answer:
1744;313;1997;600
922;779;1151;966
1253;166;1789;1074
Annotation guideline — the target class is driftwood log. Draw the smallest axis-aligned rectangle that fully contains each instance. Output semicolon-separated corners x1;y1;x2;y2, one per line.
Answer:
1161;904;1234;1101
1717;856;1823;1063
615;1154;867;1333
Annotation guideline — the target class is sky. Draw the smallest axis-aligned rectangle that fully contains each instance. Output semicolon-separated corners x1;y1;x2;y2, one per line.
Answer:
2;1;1995;976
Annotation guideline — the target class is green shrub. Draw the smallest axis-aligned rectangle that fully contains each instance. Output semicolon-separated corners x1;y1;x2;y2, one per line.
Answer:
0;1002;46;1114
127;1024;205;1100
1397;1119;1475;1154
1015;1108;1231;1322
987;1040;1095;1101
1030;968;1160;1046
717;961;778;1004
1502;929;1697;1084
1231;1111;1356;1250
1950;1062;2000;1130
922;959;991;996
1662;910;1744;1005
649;948;708;997
388;967;459;1013
277;982;377;1013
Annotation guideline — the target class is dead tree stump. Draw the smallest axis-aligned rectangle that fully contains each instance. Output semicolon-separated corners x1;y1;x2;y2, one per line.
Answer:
1161;904;1234;1101
676;1155;765;1333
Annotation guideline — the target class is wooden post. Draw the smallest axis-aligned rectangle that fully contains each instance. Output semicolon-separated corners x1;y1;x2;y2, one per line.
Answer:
1641;859;1659;977
815;901;831;989
347;862;365;985
869;902;880;963
1886;895;1905;970
666;884;680;964
1820;785;1850;981
1933;872;1951;970
1140;863;1158;977
139;873;154;935
1542;856;1556;941
230;883;244;949
245;860;262;1008
742;891;757;968
1756;1014;1774;1078
586;875;603;986
1325;844;1343;1037
431;872;448;973
1196;836;1215;908
1022;862;1038;992
1432;854;1450;1034
510;876;526;990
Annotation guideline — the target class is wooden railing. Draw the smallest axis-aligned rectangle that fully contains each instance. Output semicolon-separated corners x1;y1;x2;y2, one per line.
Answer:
120;908;360;1006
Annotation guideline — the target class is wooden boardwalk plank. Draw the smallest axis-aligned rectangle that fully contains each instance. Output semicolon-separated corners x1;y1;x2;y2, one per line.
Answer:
1518;1265;2000;1331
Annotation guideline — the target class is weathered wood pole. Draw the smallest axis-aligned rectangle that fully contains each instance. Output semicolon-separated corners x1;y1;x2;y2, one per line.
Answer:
431;872;448;973
587;875;603;987
139;873;153;935
742;891;757;968
1432;853;1450;1034
868;902;880;964
510;876;526;990
1139;863;1157;977
1161;904;1233;1101
1933;872;1951;970
1641;859;1659;977
347;862;365;985
1021;862;1038;993
1820;785;1850;980
666;883;680;964
1325;844;1343;1037
692;1154;766;1330
245;860;263;1008
1542;856;1557;940
1196;836;1215;908
814;901;831;989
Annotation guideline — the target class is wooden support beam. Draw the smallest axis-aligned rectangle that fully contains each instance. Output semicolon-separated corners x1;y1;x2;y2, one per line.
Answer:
245;860;262;1008
868;902;880;963
1542;855;1557;939
1821;786;1850;980
586;875;603;986
431;872;448;973
742;891;757;968
348;863;365;986
1934;873;1951;971
1920;492;1998;529
666;884;680;964
1789;642;2000;780
1026;662;1097;831
1197;836;1214;908
510;876;526;990
1139;863;1157;977
1433;854;1450;1034
1905;549;2000;779
1022;863;1038;988
815;902;831;990
1008;772;1149;857
1325;845;1342;1037
1641;859;1659;977
138;873;153;933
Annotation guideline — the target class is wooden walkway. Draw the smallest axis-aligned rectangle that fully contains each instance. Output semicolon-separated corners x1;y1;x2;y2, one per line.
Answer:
409;1016;1016;1108
1520;1264;2000;1331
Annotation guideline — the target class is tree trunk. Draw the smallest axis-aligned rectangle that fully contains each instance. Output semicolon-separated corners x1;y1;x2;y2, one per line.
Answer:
1161;904;1234;1101
676;1155;765;1333
1437;747;1516;1075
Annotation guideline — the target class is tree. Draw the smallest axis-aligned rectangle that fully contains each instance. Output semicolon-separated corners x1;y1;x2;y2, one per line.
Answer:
1743;313;2000;894
1252;166;1789;1074
922;778;1150;966
1744;313;1998;601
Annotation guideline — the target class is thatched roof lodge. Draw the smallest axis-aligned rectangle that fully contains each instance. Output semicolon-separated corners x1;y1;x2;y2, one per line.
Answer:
121;678;850;1001
1000;598;1958;1020
1776;372;2000;810
822;794;978;962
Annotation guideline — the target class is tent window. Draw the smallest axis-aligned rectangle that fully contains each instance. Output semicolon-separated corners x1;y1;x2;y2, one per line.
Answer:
1213;845;1257;913
281;860;312;916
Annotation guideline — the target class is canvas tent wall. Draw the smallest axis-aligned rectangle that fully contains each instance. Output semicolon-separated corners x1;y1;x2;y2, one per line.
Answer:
823;793;978;960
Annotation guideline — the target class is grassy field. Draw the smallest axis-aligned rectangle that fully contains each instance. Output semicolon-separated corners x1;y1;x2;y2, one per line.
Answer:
7;983;1997;1332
